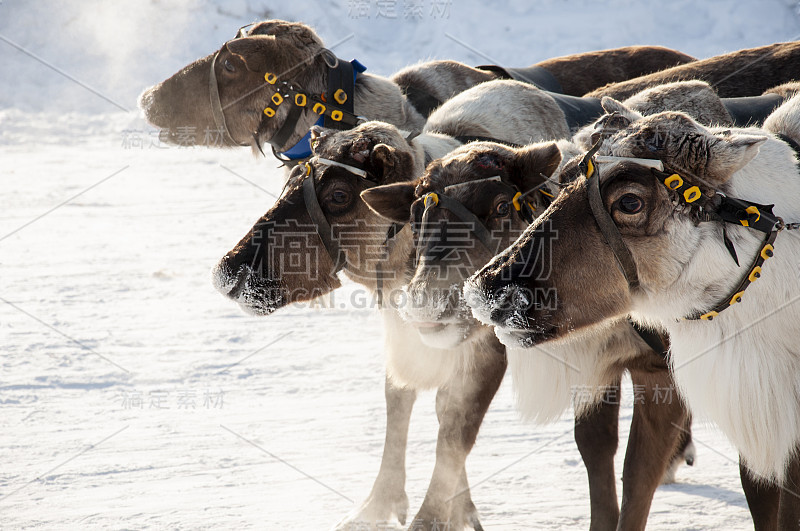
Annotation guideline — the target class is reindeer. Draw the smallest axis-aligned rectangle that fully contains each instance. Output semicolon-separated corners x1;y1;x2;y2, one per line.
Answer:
587;41;800;101
138;19;695;158
464;95;800;529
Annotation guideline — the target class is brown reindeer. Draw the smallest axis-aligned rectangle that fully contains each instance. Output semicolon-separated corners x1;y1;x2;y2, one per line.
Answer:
138;19;693;155
463;100;800;529
588;41;800;101
360;139;693;530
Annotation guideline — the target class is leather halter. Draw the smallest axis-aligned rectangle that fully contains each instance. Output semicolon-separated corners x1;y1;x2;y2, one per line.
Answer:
208;25;253;147
582;147;641;289
579;149;796;321
209;50;249;147
300;158;379;275
300;158;404;308
415;179;546;264
207;25;365;158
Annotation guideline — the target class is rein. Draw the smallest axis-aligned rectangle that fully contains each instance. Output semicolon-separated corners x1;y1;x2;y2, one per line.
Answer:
579;148;798;322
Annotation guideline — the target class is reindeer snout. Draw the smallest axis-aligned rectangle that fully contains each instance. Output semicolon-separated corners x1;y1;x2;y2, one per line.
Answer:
213;234;263;300
212;257;250;299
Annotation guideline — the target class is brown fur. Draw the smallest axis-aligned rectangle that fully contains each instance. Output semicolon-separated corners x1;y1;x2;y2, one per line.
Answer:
537;45;695;96
764;81;800;99
587;42;800;100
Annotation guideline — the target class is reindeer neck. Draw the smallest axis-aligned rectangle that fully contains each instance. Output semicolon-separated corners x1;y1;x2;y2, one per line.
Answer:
354;73;427;132
408;132;462;172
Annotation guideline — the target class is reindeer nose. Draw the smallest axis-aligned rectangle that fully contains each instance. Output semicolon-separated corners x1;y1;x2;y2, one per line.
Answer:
212;255;249;299
213;232;264;299
464;257;526;328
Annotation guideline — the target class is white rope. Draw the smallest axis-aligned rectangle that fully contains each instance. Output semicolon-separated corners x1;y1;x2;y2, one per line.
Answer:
444;175;502;192
594;155;664;170
314;157;369;178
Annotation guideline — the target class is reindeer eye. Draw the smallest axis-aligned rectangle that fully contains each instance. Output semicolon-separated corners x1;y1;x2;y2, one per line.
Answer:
495;201;511;217
616;193;643;214
223;58;235;72
331;190;350;204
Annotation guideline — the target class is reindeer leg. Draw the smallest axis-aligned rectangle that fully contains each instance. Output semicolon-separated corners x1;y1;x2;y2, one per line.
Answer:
661;414;695;484
777;451;800;530
574;378;621;531
618;363;688;531
335;374;415;530
450;467;484;531
740;458;780;531
410;352;506;531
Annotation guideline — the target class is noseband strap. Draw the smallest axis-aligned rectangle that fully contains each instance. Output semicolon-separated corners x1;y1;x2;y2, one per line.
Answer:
303;173;345;274
301;160;379;276
584;158;641;289
209;51;248;147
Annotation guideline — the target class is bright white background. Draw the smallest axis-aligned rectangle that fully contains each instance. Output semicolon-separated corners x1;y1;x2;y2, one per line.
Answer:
2;0;799;528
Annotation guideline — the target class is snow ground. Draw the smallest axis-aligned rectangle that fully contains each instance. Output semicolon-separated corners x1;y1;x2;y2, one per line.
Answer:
2;0;800;529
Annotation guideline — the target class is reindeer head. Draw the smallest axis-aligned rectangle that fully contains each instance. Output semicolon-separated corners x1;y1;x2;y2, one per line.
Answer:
212;121;420;315
362;140;562;348
139;20;327;149
574;80;732;151
465;111;769;348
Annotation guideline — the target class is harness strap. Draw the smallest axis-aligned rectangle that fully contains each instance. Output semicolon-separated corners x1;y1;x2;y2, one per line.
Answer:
546;92;605;130
476;64;564;94
375;222;405;308
628;319;670;358
303;174;345;274
585;160;641;289
721;93;784;127
438;195;496;251
263;59;366;160
324;60;356;130
270;104;305;152
687;230;778;321
417;193;496;264
777;133;800;160
301;158;382;280
209;51;247;147
582;151;798;323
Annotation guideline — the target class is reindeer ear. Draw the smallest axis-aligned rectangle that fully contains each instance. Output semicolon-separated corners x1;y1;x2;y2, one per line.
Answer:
508;142;562;192
708;133;768;181
601;97;632;115
309;125;329;153
226;35;309;73
361;182;417;222
370;143;415;182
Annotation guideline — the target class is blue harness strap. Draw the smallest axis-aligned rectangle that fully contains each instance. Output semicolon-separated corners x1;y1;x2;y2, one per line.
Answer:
277;59;366;161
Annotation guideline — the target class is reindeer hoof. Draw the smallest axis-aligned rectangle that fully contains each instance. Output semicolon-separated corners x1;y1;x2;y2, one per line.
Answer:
397;500;408;526
684;441;696;466
333;490;409;531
